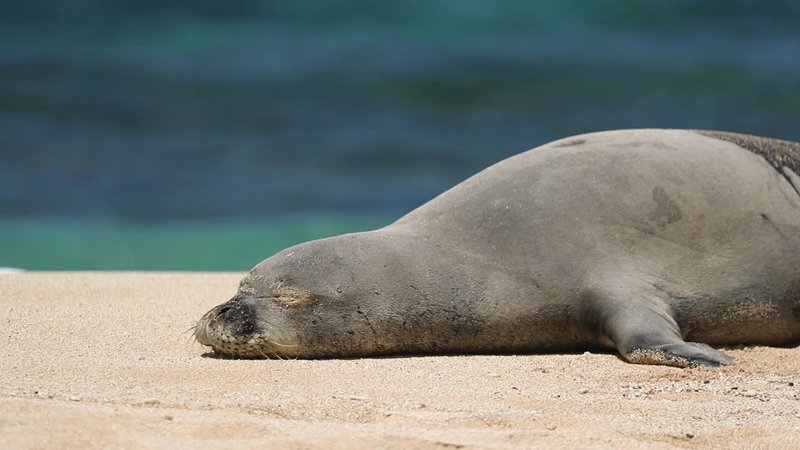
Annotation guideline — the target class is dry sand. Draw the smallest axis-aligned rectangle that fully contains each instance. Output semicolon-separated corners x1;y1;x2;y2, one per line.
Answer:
1;272;799;449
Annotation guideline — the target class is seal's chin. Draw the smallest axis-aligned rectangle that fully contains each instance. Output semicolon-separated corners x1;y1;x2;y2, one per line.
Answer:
194;299;298;359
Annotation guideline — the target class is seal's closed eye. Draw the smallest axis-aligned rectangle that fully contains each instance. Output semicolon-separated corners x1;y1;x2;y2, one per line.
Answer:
267;283;314;307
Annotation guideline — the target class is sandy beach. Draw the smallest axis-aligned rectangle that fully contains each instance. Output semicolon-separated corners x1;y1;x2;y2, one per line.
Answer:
1;272;798;449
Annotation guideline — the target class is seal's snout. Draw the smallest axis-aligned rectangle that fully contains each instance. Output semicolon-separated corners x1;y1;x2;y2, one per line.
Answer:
194;300;259;352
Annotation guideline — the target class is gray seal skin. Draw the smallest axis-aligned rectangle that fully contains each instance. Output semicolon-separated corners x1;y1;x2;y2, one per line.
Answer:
195;129;800;367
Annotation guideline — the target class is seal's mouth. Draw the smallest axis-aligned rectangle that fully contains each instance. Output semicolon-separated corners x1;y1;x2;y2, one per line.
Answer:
194;298;298;359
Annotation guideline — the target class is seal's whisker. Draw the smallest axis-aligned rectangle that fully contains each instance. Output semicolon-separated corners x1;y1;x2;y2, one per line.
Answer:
183;324;202;349
254;347;276;360
266;339;298;348
256;341;286;360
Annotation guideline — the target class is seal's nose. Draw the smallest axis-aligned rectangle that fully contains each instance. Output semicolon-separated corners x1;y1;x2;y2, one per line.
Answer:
195;299;258;345
216;302;255;329
193;302;238;346
215;304;233;319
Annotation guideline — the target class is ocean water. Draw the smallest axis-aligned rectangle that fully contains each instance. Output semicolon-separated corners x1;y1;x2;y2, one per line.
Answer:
2;1;799;269
0;214;393;271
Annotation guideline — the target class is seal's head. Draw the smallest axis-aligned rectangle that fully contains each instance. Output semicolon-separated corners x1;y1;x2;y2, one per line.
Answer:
194;231;418;358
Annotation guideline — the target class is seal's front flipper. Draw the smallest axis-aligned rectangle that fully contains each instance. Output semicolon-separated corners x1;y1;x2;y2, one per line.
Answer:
584;281;734;368
623;340;733;367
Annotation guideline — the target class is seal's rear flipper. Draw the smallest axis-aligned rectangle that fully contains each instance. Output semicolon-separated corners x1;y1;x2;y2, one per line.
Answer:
584;281;734;368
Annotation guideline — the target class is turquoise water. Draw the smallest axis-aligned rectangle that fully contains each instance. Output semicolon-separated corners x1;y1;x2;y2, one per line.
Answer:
0;215;394;271
3;2;799;270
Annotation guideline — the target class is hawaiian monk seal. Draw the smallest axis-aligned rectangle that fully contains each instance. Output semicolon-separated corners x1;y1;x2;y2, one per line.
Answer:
195;129;800;367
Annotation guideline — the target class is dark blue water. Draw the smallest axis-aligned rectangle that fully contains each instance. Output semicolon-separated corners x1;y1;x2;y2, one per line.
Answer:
2;1;799;269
